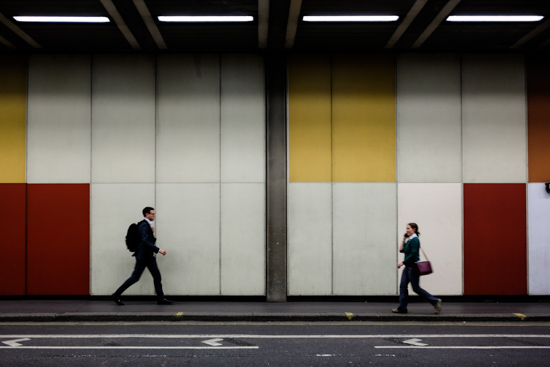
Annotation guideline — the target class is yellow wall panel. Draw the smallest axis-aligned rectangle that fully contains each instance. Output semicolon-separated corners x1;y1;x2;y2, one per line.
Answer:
0;56;27;183
288;54;332;182
332;54;396;182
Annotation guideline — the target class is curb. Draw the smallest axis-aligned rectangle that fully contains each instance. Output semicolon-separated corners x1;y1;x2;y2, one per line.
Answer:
1;313;549;323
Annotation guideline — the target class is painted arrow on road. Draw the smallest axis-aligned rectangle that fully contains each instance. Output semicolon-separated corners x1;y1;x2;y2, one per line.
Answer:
3;338;31;347
202;338;224;346
403;338;428;346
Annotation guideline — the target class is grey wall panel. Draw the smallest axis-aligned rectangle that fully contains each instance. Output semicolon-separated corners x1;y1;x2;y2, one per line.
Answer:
221;183;266;295
288;183;332;295
157;54;221;183
27;54;91;183
91;55;155;183
528;184;550;295
462;54;527;183
90;183;155;295
333;183;397;295
157;183;220;295
397;54;462;183
221;54;266;183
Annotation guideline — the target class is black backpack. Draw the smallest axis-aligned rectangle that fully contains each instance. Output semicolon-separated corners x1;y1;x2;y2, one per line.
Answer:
125;221;143;252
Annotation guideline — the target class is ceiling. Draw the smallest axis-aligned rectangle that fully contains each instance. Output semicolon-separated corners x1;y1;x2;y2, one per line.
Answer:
1;0;550;53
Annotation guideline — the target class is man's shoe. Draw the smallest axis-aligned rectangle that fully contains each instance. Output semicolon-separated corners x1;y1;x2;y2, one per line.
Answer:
392;308;407;314
434;299;442;314
157;298;174;305
112;294;124;306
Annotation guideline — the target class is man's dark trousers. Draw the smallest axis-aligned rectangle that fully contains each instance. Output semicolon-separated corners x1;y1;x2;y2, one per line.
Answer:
114;256;164;299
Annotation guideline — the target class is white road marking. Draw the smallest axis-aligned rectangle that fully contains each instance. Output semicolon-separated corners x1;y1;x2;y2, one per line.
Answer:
202;338;223;346
0;346;258;350
2;338;30;347
403;338;428;346
376;346;550;349
1;334;549;339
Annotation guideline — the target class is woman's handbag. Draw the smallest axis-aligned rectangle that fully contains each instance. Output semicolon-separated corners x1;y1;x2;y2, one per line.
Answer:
415;247;433;276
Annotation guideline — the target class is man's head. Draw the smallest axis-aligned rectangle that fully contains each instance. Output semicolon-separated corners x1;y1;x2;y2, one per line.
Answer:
143;207;155;221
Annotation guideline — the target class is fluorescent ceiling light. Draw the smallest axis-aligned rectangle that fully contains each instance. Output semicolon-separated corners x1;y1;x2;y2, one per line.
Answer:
447;15;543;22
158;16;253;22
303;15;399;22
13;16;110;23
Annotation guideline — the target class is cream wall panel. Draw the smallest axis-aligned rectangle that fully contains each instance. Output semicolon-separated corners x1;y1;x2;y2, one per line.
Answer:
397;54;462;183
397;183;463;295
90;184;155;295
28;55;91;183
333;183;397;295
156;183;220;295
157;55;220;183
92;55;155;183
528;184;550;295
288;183;332;295
462;54;527;183
221;183;265;295
221;54;265;183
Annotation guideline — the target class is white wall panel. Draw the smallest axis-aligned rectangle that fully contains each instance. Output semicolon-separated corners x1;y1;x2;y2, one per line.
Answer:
157;55;220;183
288;183;332;295
221;183;265;295
221;54;265;183
27;54;91;183
397;183;463;295
90;184;155;295
333;183;397;295
462;54;527;183
397;54;462;183
528;184;550;295
92;55;155;183
156;183;220;295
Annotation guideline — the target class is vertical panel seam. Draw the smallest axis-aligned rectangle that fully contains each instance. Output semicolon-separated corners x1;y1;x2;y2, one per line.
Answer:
330;53;334;295
219;54;223;295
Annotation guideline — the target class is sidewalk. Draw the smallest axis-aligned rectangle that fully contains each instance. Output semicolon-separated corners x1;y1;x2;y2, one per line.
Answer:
1;298;549;322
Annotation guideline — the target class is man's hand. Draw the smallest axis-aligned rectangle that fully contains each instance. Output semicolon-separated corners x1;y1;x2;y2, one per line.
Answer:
159;249;167;256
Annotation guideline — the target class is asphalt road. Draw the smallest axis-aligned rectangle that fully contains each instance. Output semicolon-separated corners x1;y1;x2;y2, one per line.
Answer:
1;321;549;366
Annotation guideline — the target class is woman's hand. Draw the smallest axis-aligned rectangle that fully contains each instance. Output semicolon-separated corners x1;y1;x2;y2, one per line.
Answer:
397;262;403;269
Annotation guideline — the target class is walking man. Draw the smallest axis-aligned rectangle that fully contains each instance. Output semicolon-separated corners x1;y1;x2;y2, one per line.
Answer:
112;207;173;305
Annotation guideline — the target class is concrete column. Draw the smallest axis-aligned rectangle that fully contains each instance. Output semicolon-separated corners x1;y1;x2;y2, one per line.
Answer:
266;52;287;302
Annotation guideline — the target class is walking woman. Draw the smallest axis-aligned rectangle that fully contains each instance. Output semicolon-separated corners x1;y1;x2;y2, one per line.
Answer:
393;223;442;314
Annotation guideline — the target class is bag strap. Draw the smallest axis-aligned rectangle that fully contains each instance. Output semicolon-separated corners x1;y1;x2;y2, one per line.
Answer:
419;246;430;261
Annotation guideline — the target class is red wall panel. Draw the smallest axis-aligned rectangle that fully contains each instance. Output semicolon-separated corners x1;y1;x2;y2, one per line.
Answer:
0;184;26;295
464;184;527;295
27;184;90;295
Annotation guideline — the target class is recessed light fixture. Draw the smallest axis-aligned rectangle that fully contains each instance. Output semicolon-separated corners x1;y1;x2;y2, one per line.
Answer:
158;16;253;22
13;16;110;23
303;15;399;22
447;15;544;22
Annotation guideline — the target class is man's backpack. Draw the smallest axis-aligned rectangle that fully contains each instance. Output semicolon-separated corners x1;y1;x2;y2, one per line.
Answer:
125;221;142;252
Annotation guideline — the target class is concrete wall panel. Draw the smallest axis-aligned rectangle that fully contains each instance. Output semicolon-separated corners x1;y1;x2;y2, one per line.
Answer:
157;55;220;183
157;183;220;295
398;183;463;295
462;54;527;183
221;54;265;183
0;56;27;183
333;183;397;295
528;183;550;295
288;183;332;295
221;183;265;295
27;55;91;183
397;54;462;183
90;184;155;295
92;55;155;183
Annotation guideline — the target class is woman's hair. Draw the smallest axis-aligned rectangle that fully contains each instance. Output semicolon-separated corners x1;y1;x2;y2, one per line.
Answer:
408;222;421;236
